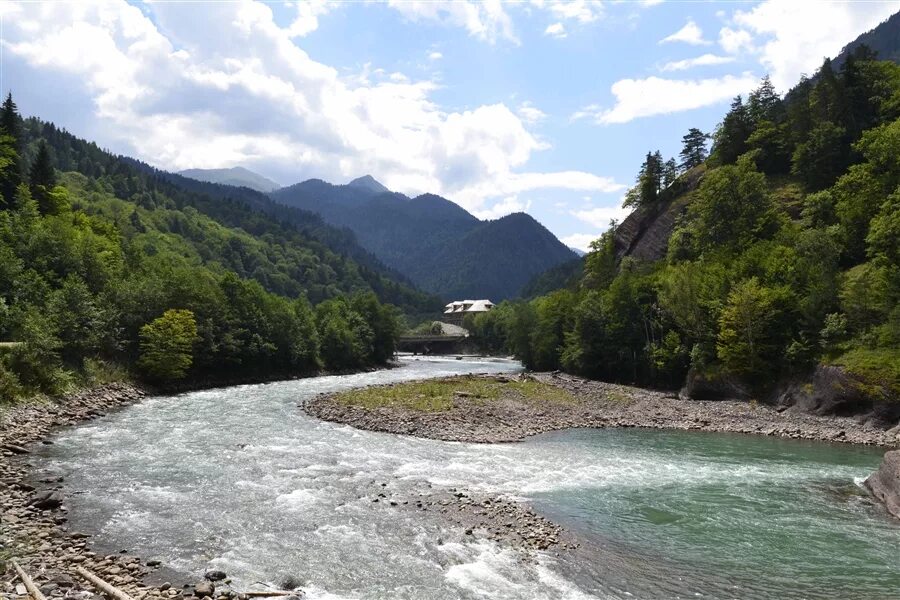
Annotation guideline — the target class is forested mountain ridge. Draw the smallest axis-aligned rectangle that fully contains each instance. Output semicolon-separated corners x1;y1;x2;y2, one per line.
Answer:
0;96;438;402
178;166;280;193
466;42;900;408
270;177;576;300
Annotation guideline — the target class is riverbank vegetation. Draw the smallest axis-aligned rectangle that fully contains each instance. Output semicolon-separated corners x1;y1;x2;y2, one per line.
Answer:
468;48;900;399
330;375;572;412
0;95;425;402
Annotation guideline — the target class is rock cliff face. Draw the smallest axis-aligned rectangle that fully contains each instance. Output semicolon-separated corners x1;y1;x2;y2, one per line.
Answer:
613;167;705;262
865;451;900;519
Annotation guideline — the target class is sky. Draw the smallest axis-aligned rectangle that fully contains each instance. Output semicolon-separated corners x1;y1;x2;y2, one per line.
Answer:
2;1;898;251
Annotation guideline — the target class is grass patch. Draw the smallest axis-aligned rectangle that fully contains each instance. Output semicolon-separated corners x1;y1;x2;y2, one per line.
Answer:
332;375;573;412
830;347;900;398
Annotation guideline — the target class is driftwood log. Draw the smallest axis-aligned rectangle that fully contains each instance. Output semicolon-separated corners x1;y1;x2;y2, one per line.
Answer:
12;561;48;600
75;566;136;600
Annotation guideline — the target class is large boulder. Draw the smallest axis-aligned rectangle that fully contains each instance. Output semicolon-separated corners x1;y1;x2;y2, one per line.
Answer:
680;368;751;401
28;491;63;510
865;450;900;519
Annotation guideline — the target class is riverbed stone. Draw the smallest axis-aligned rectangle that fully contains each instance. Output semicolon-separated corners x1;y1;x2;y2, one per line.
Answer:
864;450;900;519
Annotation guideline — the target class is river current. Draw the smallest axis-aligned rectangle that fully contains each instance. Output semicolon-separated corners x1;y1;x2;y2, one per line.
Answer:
31;357;900;599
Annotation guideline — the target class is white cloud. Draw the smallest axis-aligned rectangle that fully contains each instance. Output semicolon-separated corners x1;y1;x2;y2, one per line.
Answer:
561;233;600;253
428;51;443;60
659;19;710;46
718;27;754;54
660;53;734;72
472;195;531;220
3;0;620;217
544;22;567;38
517;101;547;123
533;0;603;24
285;0;332;38
573;73;759;124
728;0;899;91
386;0;518;44
572;200;632;229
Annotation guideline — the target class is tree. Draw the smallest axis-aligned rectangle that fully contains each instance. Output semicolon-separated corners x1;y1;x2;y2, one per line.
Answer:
679;128;709;170
29;140;57;212
717;278;781;375
712;96;752;165
0;94;22;207
662;157;679;188
137;309;198;381
748;75;782;125
791;122;847;191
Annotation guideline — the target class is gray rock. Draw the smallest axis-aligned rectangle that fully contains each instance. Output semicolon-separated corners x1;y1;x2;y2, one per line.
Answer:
194;582;215;598
865;450;900;519
204;570;226;582
29;491;64;510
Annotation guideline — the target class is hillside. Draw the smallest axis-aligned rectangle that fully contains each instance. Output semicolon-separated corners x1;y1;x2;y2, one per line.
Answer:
270;178;576;300
178;167;281;193
0;96;444;401
466;42;900;409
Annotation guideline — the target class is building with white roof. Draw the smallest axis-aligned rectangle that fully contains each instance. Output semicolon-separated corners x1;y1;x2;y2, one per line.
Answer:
442;299;494;326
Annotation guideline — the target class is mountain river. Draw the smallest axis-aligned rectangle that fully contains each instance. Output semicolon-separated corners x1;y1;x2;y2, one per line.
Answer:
30;357;900;599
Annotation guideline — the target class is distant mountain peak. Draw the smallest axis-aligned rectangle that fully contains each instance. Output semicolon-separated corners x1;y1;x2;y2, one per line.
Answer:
348;174;390;194
178;166;280;193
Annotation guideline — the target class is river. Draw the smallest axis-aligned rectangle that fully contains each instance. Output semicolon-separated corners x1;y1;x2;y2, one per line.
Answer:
31;357;900;599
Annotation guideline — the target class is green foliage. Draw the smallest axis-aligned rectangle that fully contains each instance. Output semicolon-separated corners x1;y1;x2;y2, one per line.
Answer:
138;309;198;381
469;53;900;397
0;95;412;400
680;128;709;170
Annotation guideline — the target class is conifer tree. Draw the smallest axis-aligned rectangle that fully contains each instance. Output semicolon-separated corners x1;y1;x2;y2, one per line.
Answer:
0;93;23;207
712;96;752;165
29;141;57;213
679;128;709;170
748;75;782;125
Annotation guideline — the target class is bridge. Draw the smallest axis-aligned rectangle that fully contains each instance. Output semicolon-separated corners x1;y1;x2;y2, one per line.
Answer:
397;334;468;355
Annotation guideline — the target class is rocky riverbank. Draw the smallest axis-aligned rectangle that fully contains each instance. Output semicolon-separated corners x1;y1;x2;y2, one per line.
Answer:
0;384;277;600
865;450;900;519
305;372;900;447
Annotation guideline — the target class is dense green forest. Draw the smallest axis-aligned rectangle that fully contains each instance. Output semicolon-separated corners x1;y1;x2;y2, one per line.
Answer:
468;47;900;398
0;96;425;401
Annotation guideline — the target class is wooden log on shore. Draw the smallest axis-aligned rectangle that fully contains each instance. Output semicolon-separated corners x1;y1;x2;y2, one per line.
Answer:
12;560;48;600
75;566;136;600
241;591;295;597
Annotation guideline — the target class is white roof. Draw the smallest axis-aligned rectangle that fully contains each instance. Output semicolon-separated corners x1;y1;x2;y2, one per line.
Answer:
442;299;494;314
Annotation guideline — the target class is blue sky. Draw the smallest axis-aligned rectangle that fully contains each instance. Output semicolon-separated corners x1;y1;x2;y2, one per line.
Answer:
2;1;898;250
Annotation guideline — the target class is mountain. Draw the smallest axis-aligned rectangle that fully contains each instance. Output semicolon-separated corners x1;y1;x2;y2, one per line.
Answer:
833;12;900;67
179;166;280;193
347;174;390;194
270;180;576;300
569;247;587;257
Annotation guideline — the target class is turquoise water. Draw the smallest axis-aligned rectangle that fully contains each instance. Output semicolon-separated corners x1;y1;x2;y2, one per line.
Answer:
31;357;900;599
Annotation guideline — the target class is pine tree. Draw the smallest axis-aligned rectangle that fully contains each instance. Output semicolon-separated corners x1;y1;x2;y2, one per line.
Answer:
679;128;709;170
29;140;57;213
663;158;679;188
713;96;752;165
638;151;663;205
748;75;782;125
0;93;23;208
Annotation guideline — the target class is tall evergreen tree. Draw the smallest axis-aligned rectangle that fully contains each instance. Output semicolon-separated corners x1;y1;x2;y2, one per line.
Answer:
713;96;752;165
663;157;679;188
0;93;23;207
679;128;709;170
748;75;782;125
28;140;56;212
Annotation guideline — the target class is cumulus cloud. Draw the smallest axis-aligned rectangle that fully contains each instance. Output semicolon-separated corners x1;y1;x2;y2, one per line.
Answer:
2;0;620;216
472;195;531;220
660;53;735;72
718;27;754;54
573;73;759;124
285;0;332;38
571;200;632;229
533;0;603;24
517;101;547;123
428;51;443;60
561;233;600;253
727;0;899;91
659;19;710;46
544;22;567;38
386;0;518;44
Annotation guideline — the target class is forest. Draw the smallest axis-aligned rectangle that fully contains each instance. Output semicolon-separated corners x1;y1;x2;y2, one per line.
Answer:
468;47;900;398
0;95;420;400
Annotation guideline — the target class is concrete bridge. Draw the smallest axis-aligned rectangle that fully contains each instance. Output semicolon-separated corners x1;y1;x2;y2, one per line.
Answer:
397;334;468;355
